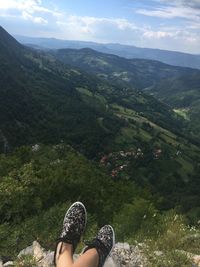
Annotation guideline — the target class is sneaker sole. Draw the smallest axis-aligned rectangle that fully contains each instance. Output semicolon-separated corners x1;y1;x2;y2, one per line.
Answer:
107;224;115;251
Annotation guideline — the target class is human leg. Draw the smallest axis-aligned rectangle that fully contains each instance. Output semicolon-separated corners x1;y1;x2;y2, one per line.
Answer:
73;248;99;267
79;225;115;267
55;224;115;267
54;202;87;267
55;243;73;267
54;203;115;267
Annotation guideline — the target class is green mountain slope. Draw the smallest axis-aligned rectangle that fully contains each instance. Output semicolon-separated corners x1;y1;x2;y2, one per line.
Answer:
0;26;187;155
148;73;200;139
52;48;196;89
52;48;200;142
0;26;125;157
1;26;200;192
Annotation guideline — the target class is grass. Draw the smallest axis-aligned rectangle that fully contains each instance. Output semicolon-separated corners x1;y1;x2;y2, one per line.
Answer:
174;108;190;120
142;212;200;267
159;133;179;146
14;255;38;267
115;127;138;148
76;87;93;97
177;157;194;178
139;128;152;142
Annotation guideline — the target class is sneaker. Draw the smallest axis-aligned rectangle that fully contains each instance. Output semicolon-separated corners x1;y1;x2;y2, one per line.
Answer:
54;202;87;265
83;225;115;267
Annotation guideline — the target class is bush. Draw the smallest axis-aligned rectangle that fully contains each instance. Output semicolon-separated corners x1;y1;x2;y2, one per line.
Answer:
144;211;199;267
113;198;159;241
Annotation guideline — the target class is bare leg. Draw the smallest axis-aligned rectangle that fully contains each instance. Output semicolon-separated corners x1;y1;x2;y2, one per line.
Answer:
56;245;99;267
73;248;99;267
56;242;73;267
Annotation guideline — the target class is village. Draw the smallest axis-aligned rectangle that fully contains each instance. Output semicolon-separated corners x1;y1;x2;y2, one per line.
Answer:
99;147;182;178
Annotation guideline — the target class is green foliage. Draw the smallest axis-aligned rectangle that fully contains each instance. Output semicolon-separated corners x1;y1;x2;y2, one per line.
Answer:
148;250;190;267
52;47;200;143
0;27;125;157
0;144;127;224
0;144;200;265
0;144;141;257
113;198;158;241
14;255;38;267
144;211;199;267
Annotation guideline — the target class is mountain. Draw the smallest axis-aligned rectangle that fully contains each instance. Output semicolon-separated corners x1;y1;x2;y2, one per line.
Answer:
1;26;200;213
0;26;124;157
0;26;187;155
15;35;200;69
149;72;200;140
51;47;200;142
51;47;197;89
1;26;200;168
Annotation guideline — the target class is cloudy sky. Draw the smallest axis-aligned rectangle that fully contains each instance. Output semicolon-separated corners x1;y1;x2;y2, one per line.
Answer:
0;0;200;54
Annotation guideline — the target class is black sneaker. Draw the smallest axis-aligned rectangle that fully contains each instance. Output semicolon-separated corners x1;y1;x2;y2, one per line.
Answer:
83;225;115;267
54;202;87;265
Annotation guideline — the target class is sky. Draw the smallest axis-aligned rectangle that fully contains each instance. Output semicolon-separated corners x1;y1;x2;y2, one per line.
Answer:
0;0;200;54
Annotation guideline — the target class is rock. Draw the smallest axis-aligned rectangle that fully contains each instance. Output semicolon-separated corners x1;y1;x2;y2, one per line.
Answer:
111;242;147;267
154;250;163;257
18;241;46;262
115;242;130;250
193;255;200;267
0;260;3;267
39;251;54;267
16;241;148;267
3;262;14;266
104;256;116;267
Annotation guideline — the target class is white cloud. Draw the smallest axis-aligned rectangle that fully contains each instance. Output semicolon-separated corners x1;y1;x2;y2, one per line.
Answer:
143;30;175;39
136;0;200;23
134;0;200;53
54;14;200;53
56;15;140;42
0;0;62;25
158;0;200;9
22;11;48;25
137;5;200;21
140;26;200;54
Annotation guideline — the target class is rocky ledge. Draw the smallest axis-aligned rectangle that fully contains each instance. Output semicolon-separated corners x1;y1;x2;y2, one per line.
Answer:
0;241;147;267
1;241;200;267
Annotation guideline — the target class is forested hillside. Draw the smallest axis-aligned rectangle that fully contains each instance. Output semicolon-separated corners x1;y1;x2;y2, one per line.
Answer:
52;48;200;143
0;26;124;157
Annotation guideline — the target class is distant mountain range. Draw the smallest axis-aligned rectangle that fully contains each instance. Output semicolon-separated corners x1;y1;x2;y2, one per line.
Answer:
15;35;200;70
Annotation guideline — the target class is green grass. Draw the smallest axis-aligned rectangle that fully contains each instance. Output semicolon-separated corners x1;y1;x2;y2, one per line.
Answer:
115;127;137;147
177;157;194;177
139;128;152;141
159;133;179;146
76;87;93;96
174;108;190;120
